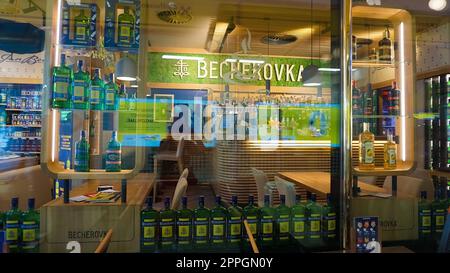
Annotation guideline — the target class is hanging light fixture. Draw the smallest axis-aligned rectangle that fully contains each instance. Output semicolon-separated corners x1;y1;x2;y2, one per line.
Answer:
115;56;137;81
302;0;322;87
428;0;447;11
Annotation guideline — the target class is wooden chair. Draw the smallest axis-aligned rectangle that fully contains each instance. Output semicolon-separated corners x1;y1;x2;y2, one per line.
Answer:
153;137;185;200
251;168;276;207
94;229;113;253
171;177;188;210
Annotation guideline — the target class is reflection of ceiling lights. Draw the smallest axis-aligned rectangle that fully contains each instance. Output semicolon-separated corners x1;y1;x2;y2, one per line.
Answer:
162;55;204;61
261;34;297;45
157;5;192;24
366;0;381;5
115;57;137;81
428;0;447;11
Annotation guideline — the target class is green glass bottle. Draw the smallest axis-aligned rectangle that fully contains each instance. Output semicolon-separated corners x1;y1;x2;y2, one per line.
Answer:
4;197;21;253
72;60;90;110
275;194;291;241
52;54;73;109
227;195;243;244
20;198;39;253
243;195;259;240
141;196;158;252
306;193;322;240
176;196;193;246
74;9;90;42
74;130;90;172
104;74;119;111
159;197;176;248
418;191;432;240
90;68;105;111
105;131;121;172
119;84;128;111
259;194;275;242
432;189;447;241
193;196;210;245
118;7;135;46
291;195;306;240
210;196;227;244
322;194;337;241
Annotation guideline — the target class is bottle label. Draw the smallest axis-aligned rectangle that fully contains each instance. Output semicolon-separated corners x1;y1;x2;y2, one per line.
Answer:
379;45;391;61
261;215;273;240
228;216;242;239
362;141;374;164
106;150;121;166
434;209;446;232
194;217;208;243
419;210;431;229
119;23;132;43
75;25;86;41
142;218;156;245
21;221;37;242
54;76;69;101
388;148;396;165
309;213;321;238
90;86;101;104
293;215;306;239
177;218;191;241
211;217;226;242
246;216;258;236
5;220;19;241
277;215;290;238
160;218;174;243
106;90;115;105
73;80;86;103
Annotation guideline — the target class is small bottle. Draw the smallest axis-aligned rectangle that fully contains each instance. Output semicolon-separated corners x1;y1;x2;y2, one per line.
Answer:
74;130;90;172
227;195;243;243
105;131;121;172
176;196;193;246
378;27;392;62
306;193;322;240
52;54;73;109
90;68;105;111
384;133;397;169
431;189;447;240
352;80;362;116
291;195;306;240
243;195;259;239
74;9;90;42
418;191;432;240
118;7;135;46
359;122;375;170
104;74;119;111
4;197;21;253
72;60;90;110
322;194;337;241
210;196;227;244
140;197;158;252
352;35;357;60
20;198;40;253
159;197;176;248
259;194;275;242
275;194;291;241
193;196;210;245
388;81;400;116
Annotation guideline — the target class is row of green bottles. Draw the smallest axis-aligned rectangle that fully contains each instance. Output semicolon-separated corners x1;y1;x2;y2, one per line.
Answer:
1;198;40;253
418;189;449;241
52;55;122;111
140;193;337;252
74;130;122;172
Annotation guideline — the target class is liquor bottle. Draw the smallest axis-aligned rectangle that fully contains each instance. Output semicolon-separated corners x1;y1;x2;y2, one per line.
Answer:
378;27;392;62
243;195;259;240
74;130;90;172
275;194;291;241
322;194;337;241
90;68;105;111
431;188;446;240
4;197;21;253
227;195;243;244
418;191;432;240
74;9;90;42
119;84;128;111
159;197;176;248
363;88;373;116
0;87;6;104
352;80;362;116
105;131;121;172
210;196;227;244
104;74;119;111
291;195;306;240
118;7;135;46
259;194;275;242
383;133;397;170
388;81;400;116
369;48;377;61
176;196;193;246
359;122;375;170
193;196;210;245
306;193;322;240
0;108;6;126
52;54;73;109
352;35;357;60
72;60;90;110
20;198;39;253
141;196;158;252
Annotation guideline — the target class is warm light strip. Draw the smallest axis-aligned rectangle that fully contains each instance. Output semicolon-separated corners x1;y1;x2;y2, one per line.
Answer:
399;22;406;161
51;110;56;162
162;55;205;61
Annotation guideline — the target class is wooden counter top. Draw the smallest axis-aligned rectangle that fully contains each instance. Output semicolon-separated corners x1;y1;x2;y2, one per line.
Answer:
43;173;155;207
277;171;387;196
353;161;416;176
0;156;39;173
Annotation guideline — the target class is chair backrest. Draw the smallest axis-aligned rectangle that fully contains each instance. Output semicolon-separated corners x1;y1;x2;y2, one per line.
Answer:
251;168;269;207
383;176;431;198
176;137;185;158
95;229;113;253
171;177;188;210
180;168;189;180
274;176;296;207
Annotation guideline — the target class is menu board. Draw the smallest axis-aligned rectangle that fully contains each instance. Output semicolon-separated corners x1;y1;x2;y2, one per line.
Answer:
354;216;380;253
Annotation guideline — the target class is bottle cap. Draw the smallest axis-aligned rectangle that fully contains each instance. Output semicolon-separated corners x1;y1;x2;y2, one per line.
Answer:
80;130;86;138
363;122;370;131
28;198;35;210
164;197;170;207
94;68;101;77
326;193;332;204
60;54;66;65
11;197;18;209
231;195;238;205
77;60;83;70
146;196;153;207
420;191;427;200
216;196;221;204
182;196;187;206
280;194;286;204
311;193;316;202
248;195;254;203
295;195;301;203
199;195;205;204
112;131;117;139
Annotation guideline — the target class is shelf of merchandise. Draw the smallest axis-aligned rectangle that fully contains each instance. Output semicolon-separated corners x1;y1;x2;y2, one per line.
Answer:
3;125;41;128
352;161;416;176
6;108;42;112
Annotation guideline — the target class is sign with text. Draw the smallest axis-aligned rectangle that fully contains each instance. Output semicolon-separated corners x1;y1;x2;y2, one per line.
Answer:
0;50;44;79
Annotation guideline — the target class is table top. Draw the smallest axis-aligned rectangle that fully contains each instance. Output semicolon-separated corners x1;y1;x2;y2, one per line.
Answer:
277;171;386;196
